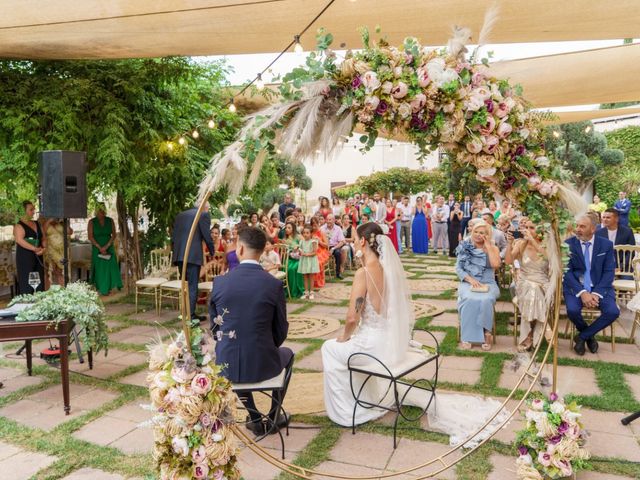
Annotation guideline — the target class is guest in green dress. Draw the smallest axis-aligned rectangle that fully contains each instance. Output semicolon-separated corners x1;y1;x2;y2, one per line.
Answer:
88;206;123;295
283;222;305;298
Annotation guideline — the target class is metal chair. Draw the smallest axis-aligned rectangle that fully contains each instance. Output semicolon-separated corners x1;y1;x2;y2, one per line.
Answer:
564;308;616;352
613;245;640;305
135;248;172;315
198;254;227;299
159;266;183;311
629;257;640;342
271;244;289;292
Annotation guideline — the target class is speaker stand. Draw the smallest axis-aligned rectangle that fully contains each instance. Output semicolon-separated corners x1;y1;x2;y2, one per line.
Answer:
61;218;84;364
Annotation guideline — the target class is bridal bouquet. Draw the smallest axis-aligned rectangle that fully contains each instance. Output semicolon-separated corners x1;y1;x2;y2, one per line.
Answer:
146;318;241;480
515;393;590;479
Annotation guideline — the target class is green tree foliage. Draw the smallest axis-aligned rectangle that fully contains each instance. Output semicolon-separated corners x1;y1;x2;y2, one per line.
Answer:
334;167;445;198
544;121;624;193
0;58;239;286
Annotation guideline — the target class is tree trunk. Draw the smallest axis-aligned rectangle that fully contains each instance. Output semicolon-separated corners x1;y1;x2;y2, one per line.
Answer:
115;191;142;293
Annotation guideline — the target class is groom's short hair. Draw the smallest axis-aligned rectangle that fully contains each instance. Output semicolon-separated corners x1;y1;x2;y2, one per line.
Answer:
238;226;267;253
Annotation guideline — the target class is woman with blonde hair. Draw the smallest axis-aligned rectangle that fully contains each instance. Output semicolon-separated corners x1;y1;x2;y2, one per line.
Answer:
455;220;501;350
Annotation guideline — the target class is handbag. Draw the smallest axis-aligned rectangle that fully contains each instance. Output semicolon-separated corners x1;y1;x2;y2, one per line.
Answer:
470;284;490;293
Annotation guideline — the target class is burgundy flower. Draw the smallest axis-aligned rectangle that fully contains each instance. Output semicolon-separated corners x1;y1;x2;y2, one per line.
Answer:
410;115;424;130
558;421;569;435
212;419;223;433
351;76;362;89
484;99;494;113
376;100;389;115
502;176;517;190
515;145;526;156
550;434;563;445
518;445;528;456
549;392;559;402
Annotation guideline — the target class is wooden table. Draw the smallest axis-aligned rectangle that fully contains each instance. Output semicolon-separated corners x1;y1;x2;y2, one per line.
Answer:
0;317;73;414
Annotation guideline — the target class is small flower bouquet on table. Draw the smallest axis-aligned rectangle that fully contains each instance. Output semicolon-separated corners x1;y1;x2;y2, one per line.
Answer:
146;317;241;480
515;393;590;479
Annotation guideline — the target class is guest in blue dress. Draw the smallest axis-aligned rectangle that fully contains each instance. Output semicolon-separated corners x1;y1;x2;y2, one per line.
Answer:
455;220;501;350
411;196;429;254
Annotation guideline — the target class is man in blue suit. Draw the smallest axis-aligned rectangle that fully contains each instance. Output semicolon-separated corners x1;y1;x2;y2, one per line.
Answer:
614;191;632;227
563;214;620;355
172;203;215;320
209;226;293;435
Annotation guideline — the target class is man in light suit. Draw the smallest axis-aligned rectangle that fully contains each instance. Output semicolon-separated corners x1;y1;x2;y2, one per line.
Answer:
563;214;619;355
209;227;293;436
171;203;215;320
614;191;632;227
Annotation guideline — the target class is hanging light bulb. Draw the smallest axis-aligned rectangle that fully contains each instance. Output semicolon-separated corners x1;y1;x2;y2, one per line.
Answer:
228;98;237;113
584;125;592;133
167;142;174;151
208;119;216;129
293;35;303;53
256;73;265;91
179;137;187;145
192;129;199;139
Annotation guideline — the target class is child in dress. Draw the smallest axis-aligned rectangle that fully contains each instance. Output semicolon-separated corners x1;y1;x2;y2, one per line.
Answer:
298;225;320;299
260;239;281;275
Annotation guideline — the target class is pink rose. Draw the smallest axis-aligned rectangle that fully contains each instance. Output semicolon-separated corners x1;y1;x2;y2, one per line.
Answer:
465;94;485;112
530;398;544;411
527;175;542;190
391;82;408;99
364;95;380;111
200;412;212;427
466;139;483;154
496;121;513;138
381;81;393;95
471;86;491;101
397;102;412;119
495;102;510;118
482;135;499;154
393;66;403;78
213;469;225;480
471;71;486;87
193;463;209;479
410;93;427;113
537;180;557;197
479;116;496;135
192;445;207;463
538;451;552;467
477;167;497;178
171;365;195;384
553;458;573;477
442;102;455;113
191;373;212;395
416;66;431;87
361;71;381;94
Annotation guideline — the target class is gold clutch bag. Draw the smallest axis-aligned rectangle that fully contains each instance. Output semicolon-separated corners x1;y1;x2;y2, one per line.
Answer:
470;284;489;293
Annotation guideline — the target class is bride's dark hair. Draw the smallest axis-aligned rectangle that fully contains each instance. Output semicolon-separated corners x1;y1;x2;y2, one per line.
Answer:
356;222;384;257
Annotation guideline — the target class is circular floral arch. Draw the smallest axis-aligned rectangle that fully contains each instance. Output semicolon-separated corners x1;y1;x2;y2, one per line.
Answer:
150;27;585;480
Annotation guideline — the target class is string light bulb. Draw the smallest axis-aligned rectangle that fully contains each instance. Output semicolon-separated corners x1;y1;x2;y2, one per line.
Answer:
167;142;174;151
208;119;216;129
293;35;303;53
552;131;561;138
178;137;186;145
228;99;237;113
256;73;265;91
192;129;199;139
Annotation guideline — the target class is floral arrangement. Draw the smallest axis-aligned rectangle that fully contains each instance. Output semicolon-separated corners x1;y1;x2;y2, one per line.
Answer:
515;393;590;479
9;282;108;354
146;316;241;480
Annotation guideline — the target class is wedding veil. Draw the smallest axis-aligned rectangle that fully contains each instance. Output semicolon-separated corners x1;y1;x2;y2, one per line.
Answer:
376;235;415;365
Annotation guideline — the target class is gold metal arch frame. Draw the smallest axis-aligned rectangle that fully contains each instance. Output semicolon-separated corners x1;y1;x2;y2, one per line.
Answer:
180;194;563;479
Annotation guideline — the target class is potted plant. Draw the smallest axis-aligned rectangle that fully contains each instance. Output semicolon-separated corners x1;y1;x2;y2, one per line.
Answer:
9;281;108;354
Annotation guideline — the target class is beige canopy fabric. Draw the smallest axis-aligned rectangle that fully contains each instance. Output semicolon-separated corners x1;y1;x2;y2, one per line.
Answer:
0;0;639;59
489;43;640;108
544;107;640;125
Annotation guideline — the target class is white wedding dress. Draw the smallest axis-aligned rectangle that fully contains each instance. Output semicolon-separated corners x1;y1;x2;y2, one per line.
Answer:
321;235;509;448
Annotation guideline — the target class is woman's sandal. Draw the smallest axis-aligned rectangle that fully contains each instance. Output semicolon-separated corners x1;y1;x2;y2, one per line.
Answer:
459;341;472;350
481;333;494;351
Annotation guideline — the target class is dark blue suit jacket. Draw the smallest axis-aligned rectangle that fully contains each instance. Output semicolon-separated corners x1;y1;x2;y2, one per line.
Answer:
614;199;631;226
563;235;616;298
595;225;636;246
171;208;214;266
209;263;288;383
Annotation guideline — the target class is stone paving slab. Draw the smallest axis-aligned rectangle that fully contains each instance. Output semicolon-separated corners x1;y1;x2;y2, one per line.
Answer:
109;325;164;345
0;441;58;479
62;468;134;480
429;312;459;328
296;348;323;371
104;303;138;316
329;431;393;470
410;355;483;386
284;340;309;356
487;453;518;480
499;364;600;398
73;401;153;454
386;437;458;479
0;383;118;430
128;309;178;323
624;373;640;403
0;367;44;397
312;460;384;479
304;304;349;318
119;369;148;387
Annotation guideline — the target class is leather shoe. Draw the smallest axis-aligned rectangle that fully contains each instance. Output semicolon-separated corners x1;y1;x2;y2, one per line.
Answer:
573;335;586;356
245;419;267;437
267;413;291;434
586;337;599;354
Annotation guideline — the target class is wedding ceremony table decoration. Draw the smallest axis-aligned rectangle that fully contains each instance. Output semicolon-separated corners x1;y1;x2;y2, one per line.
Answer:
515;393;590;479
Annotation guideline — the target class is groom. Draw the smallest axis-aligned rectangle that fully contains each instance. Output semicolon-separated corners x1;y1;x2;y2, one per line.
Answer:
563;214;619;355
209;226;293;435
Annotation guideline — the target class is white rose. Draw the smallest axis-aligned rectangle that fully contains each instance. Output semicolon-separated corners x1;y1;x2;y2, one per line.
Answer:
361;71;381;94
535;156;550;167
171;436;189;457
465;94;485;112
549;401;565;414
364;95;380;111
397;102;412;119
477;167;497;177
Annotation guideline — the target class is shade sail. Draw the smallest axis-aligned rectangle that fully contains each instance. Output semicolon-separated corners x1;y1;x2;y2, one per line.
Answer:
0;0;639;59
489;43;640;108
544;107;640;125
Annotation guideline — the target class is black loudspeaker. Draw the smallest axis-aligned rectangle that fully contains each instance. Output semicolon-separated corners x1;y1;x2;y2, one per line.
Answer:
39;150;87;219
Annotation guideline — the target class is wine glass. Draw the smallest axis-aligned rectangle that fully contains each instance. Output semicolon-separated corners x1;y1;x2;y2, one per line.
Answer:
28;272;40;293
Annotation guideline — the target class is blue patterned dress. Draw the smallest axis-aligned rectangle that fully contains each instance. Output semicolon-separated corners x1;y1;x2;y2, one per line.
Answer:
455;241;500;343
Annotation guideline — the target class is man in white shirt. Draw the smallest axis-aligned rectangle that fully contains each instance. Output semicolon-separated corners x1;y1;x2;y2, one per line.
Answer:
398;196;413;252
431;196;450;255
321;214;346;279
372;192;387;224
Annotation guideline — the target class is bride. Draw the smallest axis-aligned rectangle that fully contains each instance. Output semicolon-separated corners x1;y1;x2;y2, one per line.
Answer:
321;222;508;447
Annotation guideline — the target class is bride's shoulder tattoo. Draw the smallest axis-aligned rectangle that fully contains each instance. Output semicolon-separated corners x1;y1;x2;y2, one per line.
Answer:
355;296;365;313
